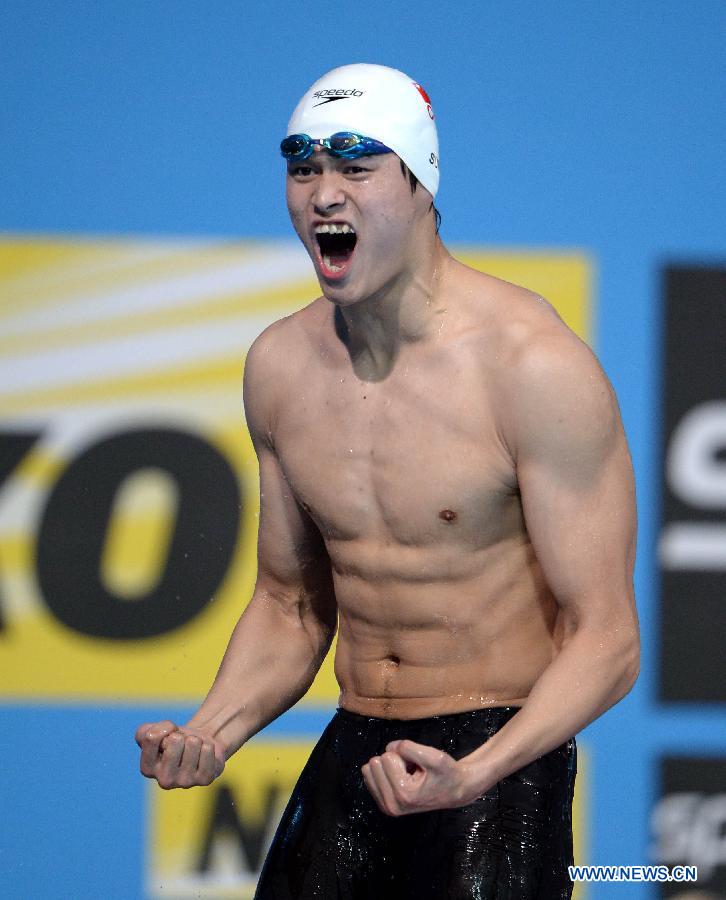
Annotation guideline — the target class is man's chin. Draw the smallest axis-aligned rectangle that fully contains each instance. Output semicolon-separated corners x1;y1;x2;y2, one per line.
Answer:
315;266;360;303
319;282;363;306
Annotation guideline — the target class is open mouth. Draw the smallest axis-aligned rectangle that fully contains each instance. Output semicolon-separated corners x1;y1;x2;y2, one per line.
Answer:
314;223;357;275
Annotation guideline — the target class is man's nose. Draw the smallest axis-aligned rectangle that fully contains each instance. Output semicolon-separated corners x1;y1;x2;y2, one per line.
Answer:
312;172;346;214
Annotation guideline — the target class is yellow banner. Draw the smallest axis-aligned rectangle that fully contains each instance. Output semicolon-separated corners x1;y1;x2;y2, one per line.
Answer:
0;238;591;700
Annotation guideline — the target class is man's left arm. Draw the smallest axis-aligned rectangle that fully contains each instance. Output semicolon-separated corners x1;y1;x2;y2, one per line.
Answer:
363;326;639;815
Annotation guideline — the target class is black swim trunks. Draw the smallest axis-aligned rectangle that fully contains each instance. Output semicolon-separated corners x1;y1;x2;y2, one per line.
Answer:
255;706;576;899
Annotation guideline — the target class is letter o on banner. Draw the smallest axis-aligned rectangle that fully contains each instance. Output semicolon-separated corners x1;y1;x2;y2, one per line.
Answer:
37;427;242;639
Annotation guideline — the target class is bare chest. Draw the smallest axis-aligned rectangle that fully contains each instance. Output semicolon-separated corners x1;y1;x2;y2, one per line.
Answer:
274;348;518;550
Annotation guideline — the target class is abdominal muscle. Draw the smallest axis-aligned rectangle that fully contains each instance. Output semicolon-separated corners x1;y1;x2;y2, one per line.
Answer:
330;542;561;720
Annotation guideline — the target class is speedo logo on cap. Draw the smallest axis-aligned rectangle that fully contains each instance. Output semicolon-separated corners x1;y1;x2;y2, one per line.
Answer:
312;88;364;106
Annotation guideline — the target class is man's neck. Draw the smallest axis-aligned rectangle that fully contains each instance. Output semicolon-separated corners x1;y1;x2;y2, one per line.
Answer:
335;238;451;381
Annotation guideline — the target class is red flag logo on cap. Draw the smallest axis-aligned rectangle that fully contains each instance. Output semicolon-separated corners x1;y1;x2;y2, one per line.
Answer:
413;82;435;120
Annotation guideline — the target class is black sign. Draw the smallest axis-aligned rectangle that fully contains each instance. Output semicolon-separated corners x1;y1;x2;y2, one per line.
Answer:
659;266;726;701
652;756;726;896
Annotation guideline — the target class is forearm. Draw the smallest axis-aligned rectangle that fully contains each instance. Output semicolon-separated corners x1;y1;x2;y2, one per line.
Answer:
186;590;335;758
461;623;639;794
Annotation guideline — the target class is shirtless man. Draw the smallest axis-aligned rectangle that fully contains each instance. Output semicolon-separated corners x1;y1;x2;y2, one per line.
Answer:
136;64;639;898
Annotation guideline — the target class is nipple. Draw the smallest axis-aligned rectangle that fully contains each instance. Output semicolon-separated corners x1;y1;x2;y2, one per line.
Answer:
439;509;457;522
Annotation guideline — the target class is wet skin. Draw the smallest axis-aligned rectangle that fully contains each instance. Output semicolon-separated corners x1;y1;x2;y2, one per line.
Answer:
136;149;639;811
271;290;559;719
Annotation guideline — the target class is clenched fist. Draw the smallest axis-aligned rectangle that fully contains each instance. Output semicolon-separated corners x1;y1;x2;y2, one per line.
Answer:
135;720;226;789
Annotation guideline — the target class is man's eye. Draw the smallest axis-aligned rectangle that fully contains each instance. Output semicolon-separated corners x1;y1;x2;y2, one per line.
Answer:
290;166;314;177
344;165;368;175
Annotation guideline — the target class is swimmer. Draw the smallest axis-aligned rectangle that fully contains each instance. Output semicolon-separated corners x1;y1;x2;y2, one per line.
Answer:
135;63;639;898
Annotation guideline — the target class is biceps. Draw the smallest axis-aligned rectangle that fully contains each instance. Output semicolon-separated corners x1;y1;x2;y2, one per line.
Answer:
254;445;335;617
256;448;307;583
518;439;636;618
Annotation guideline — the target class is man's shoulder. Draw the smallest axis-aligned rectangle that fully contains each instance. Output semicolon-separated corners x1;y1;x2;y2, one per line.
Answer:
497;292;590;379
452;262;587;373
243;297;328;437
245;296;327;376
449;262;613;435
465;277;618;452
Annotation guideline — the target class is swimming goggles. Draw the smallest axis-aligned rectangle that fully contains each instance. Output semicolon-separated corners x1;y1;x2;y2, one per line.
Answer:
280;132;392;161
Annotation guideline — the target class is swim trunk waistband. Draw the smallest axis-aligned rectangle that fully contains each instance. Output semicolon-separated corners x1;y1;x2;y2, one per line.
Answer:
335;704;522;727
332;704;528;764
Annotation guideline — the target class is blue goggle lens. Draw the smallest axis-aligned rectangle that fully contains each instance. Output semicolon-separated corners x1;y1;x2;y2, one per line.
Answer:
280;132;391;160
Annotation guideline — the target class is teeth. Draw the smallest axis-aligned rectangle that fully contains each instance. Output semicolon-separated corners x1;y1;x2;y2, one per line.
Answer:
315;223;355;235
323;255;343;272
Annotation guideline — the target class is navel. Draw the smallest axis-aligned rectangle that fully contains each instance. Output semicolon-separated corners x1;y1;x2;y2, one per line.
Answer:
439;508;458;522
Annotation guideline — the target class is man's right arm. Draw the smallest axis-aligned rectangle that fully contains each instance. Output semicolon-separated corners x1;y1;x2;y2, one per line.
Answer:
135;322;337;789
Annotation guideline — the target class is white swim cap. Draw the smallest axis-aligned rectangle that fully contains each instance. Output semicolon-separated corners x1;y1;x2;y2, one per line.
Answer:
286;63;439;198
